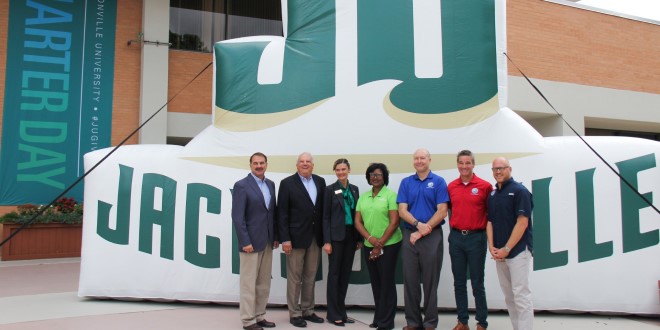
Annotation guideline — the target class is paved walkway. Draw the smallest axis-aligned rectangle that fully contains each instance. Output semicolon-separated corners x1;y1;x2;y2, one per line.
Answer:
0;258;658;329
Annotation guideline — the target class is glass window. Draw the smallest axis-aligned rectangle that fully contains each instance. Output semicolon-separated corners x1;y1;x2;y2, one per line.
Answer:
586;128;659;141
170;0;283;52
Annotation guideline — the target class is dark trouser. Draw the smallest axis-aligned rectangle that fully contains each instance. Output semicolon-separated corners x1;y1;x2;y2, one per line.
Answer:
326;226;357;322
364;241;401;330
402;227;443;329
449;229;488;328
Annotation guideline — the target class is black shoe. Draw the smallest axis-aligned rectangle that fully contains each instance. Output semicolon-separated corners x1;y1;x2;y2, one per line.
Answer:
303;313;324;323
369;323;378;328
256;320;276;328
290;317;307;328
343;318;355;324
330;320;345;327
243;324;264;330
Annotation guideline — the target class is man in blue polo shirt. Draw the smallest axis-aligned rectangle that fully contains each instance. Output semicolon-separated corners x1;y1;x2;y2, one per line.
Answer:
398;148;450;330
486;157;534;330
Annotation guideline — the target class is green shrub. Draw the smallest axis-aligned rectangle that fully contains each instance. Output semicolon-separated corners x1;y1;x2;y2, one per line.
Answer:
0;198;83;224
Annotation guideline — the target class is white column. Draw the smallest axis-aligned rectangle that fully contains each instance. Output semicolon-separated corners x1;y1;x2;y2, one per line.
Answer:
139;0;170;144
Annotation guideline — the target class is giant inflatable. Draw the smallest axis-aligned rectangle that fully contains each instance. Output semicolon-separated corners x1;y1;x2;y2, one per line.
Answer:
79;0;660;315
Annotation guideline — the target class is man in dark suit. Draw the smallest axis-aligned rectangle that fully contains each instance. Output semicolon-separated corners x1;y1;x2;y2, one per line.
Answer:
278;152;326;328
232;152;279;330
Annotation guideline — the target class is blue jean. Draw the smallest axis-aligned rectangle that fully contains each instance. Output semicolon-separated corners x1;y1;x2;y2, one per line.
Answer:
448;229;488;327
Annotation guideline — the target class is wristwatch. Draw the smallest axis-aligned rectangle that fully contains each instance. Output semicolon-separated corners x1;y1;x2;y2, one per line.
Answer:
503;246;511;252
412;220;419;227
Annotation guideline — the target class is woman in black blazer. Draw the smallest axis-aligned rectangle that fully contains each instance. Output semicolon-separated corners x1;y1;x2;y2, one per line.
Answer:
322;158;360;326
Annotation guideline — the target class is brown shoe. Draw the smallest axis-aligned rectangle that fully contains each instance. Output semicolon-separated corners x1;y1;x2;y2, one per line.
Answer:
476;324;486;330
452;321;470;330
402;327;417;330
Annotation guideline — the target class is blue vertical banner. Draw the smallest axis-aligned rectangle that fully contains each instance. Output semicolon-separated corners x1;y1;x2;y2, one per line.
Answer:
0;0;116;204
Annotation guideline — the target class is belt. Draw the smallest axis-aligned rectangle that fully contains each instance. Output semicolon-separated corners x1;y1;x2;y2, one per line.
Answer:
451;228;485;235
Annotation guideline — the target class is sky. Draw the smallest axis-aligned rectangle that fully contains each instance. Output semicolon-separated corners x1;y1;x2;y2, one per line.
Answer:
577;0;660;22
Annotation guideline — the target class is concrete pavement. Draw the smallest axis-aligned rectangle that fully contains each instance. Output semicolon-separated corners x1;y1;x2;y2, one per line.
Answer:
1;258;658;329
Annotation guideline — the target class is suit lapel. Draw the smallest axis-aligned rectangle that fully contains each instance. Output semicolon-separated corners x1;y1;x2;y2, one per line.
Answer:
246;174;267;209
293;174;315;206
333;181;345;208
267;180;276;209
313;175;325;206
351;185;358;202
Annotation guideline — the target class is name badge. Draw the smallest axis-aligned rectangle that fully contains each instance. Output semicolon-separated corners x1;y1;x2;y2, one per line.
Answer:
335;189;342;195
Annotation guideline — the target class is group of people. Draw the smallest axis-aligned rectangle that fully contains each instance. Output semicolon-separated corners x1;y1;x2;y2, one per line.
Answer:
231;149;534;330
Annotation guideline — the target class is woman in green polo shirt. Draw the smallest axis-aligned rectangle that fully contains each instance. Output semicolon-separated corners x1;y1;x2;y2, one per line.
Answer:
354;163;402;330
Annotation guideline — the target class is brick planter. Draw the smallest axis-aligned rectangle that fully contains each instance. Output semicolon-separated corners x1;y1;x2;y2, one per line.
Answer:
0;223;82;261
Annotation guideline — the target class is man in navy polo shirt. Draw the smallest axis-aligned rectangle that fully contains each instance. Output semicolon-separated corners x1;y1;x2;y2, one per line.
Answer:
397;148;449;330
486;157;534;330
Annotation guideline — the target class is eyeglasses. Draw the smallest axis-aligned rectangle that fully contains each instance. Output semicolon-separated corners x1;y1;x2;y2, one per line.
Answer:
491;166;510;172
369;173;383;177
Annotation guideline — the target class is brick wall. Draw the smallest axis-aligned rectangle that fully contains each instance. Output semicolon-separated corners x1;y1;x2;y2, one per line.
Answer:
112;0;143;145
508;0;660;94
167;51;214;114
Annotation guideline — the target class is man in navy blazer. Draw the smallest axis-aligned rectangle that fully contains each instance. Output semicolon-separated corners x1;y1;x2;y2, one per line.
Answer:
232;152;279;330
278;152;326;328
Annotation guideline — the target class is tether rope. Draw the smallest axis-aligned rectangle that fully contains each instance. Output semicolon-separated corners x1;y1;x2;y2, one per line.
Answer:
504;52;659;215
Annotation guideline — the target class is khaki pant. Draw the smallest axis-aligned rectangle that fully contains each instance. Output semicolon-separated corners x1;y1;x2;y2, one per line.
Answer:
286;237;321;318
496;248;534;330
239;247;273;327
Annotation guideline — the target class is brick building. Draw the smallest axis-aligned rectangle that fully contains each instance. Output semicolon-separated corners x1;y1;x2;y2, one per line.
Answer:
0;0;657;208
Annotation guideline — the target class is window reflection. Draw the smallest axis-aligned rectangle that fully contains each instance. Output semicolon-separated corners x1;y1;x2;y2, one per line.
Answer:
170;0;283;52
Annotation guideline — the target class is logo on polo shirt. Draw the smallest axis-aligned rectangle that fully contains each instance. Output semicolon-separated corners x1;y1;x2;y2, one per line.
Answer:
427;182;434;189
471;188;479;195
